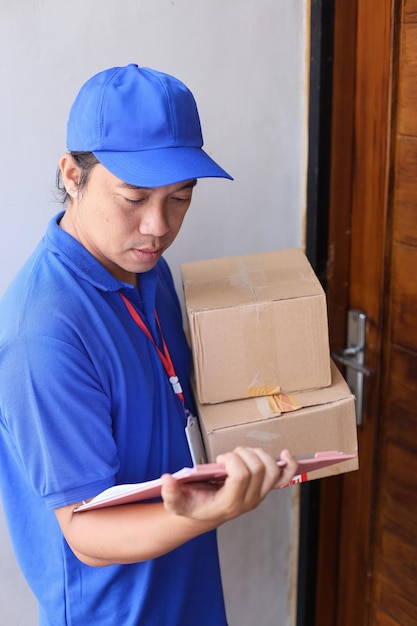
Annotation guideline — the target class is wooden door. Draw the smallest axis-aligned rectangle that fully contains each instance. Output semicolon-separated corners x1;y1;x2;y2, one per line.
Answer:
315;0;417;624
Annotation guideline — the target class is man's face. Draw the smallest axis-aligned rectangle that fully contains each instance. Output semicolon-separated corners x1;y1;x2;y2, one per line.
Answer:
62;163;195;285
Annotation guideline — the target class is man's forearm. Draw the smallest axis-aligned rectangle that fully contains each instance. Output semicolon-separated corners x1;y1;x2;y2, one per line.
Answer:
55;499;215;567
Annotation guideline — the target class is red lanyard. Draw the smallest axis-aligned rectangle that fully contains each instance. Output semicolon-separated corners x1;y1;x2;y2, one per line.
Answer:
119;292;185;405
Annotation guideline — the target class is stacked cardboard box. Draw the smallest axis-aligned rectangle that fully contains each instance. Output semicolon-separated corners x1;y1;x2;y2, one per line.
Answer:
181;249;358;483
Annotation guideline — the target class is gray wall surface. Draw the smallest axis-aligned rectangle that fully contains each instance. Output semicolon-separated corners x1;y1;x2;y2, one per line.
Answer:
0;1;309;624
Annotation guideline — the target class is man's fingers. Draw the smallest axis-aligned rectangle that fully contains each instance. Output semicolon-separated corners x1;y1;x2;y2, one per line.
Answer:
160;473;183;513
216;447;280;507
274;449;299;487
160;447;299;522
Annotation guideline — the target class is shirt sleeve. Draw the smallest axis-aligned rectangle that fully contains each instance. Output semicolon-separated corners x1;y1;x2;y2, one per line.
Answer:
0;333;119;508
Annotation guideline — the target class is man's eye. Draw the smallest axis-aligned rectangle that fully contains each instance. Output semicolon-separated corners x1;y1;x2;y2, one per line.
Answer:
125;197;145;205
171;196;191;203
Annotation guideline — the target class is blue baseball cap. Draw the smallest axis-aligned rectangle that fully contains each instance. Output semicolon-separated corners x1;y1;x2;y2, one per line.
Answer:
66;63;233;187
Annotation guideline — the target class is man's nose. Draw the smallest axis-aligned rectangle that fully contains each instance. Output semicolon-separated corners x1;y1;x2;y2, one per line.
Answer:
139;203;170;237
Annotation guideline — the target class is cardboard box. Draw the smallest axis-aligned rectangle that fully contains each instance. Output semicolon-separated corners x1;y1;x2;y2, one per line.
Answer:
181;249;331;404
192;361;358;482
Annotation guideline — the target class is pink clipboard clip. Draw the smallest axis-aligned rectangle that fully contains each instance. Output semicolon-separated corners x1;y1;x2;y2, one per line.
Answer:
287;450;356;474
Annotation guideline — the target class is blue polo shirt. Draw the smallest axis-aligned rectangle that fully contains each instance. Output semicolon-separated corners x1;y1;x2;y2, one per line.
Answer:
0;213;227;625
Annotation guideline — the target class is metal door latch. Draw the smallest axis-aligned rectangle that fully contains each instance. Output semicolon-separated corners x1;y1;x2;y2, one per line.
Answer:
332;309;374;425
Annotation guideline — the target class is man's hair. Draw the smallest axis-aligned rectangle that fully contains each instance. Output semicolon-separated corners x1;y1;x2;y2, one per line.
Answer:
56;152;99;204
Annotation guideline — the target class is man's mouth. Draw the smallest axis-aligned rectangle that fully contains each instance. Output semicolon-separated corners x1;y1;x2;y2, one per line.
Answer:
131;247;163;261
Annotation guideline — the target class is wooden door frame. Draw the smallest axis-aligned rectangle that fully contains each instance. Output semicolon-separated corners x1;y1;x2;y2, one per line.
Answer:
312;0;398;625
298;0;399;624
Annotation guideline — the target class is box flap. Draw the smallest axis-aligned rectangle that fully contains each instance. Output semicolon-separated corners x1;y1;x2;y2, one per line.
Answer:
181;249;324;311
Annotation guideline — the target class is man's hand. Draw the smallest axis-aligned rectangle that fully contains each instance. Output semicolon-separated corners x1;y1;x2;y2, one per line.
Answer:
160;447;298;524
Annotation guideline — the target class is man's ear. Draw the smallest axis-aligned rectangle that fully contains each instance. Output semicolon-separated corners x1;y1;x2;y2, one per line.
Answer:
59;154;80;198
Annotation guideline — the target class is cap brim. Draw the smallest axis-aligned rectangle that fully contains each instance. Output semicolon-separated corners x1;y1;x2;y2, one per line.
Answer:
93;147;233;187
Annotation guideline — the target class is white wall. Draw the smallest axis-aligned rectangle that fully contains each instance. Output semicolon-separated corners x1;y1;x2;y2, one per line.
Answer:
0;1;309;624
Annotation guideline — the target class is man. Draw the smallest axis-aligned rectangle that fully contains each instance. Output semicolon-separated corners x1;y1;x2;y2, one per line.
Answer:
0;64;297;625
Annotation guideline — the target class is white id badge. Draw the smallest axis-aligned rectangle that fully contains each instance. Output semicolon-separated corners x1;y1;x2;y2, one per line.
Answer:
185;413;207;466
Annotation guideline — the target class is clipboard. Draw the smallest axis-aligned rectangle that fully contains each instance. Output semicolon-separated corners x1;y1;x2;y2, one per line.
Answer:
74;451;355;512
